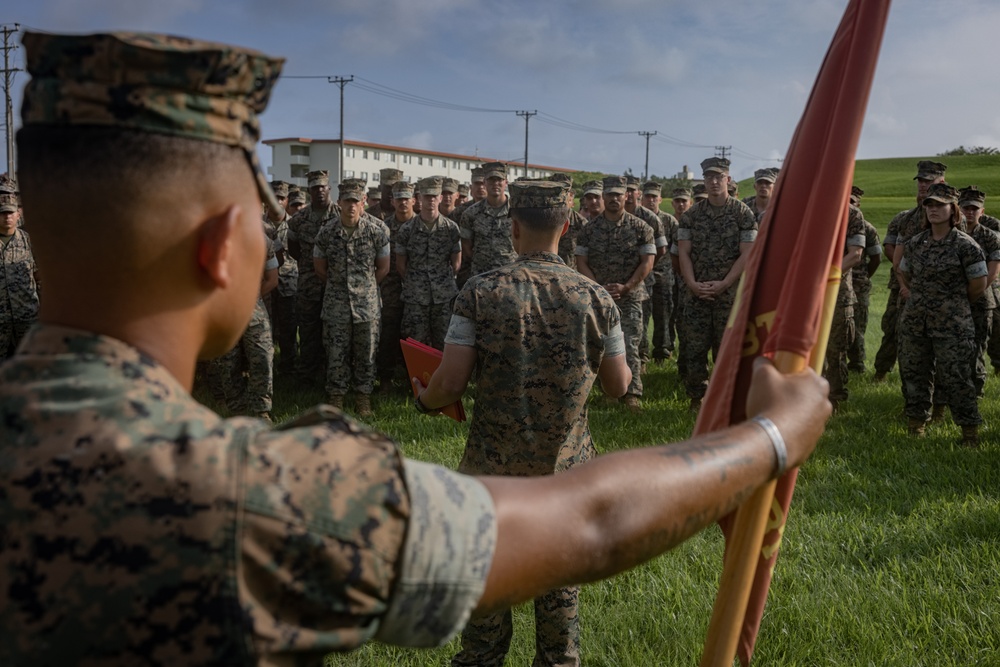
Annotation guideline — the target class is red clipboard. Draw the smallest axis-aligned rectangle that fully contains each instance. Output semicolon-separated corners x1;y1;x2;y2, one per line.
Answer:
400;338;467;422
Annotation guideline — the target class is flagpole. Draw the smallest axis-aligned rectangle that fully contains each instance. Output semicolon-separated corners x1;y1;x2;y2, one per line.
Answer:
700;266;842;667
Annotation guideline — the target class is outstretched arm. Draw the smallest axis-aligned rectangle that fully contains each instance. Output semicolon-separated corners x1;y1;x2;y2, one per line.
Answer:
474;358;829;614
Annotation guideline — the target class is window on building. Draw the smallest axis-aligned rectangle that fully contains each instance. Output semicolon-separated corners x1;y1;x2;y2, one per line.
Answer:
373;172;380;182
373;151;380;160
403;155;411;164
417;157;424;166
387;152;395;161
345;170;355;178
362;150;369;159
290;145;310;156
291;164;309;178
360;172;368;181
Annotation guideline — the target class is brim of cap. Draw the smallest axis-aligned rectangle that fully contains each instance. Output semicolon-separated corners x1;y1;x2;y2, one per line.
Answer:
755;177;777;183
913;174;940;181
484;171;506;179
959;200;985;208
923;195;954;205
393;192;414;199
308;179;330;188
703;168;728;175
0;204;17;213
583;188;602;196
246;149;281;213
418;189;443;196
672;195;692;201
603;187;627;194
694;194;710;200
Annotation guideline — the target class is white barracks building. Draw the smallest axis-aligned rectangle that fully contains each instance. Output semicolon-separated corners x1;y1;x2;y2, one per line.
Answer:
264;137;574;195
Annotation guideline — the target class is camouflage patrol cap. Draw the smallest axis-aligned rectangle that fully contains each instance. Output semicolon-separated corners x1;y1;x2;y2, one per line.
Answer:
441;177;459;194
482;162;507;179
509;180;567;209
754;168;778;183
416;176;443;196
914;160;947;181
701;157;731;174
458;183;470;196
671;187;692;201
642;180;663;196
307;169;329;188
0;174;17;195
602;175;627;194
626;175;641;191
850;185;864;205
692;183;709;201
470;166;486;183
582;179;603;196
380;168;403;185
0;193;18;214
922;182;959;205
20;31;285;212
288;188;307;205
368;186;381;199
337;177;366;201
269;180;289;198
959;185;987;208
392;180;415;198
548;173;573;186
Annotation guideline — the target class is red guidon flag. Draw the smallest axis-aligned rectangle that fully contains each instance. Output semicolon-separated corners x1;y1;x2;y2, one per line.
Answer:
696;0;892;665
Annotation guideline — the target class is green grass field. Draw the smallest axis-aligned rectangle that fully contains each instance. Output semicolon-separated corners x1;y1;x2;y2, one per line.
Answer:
239;155;1000;665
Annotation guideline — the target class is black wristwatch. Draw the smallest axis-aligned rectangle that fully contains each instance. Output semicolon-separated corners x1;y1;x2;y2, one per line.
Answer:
414;393;439;415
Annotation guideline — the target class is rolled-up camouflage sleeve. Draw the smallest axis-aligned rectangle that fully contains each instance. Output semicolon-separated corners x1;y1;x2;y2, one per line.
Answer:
377;460;497;646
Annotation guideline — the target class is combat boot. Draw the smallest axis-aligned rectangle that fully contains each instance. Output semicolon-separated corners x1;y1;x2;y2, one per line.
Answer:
356;393;374;418
624;394;642;414
327;393;344;410
873;372;887;383
254;411;273;424
930;404;947;423
907;417;927;437
960;425;980;447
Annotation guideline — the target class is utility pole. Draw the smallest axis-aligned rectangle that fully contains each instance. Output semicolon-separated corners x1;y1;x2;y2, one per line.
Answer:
328;75;353;185
638;131;657;180
1;23;21;178
715;145;731;161
516;110;536;177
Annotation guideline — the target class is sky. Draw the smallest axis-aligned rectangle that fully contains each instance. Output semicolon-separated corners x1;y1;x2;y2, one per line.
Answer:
2;0;999;181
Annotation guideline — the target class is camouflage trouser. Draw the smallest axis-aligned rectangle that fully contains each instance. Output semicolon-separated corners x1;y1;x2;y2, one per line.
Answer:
402;301;451;350
639;298;651;363
972;304;993;397
202;347;242;411
619;298;644;397
672;279;686;377
651;272;675;360
323;318;379;395
377;295;405;384
271;291;297;376
873;287;900;374
900;333;981;426
989;308;1000;371
241;301;274;413
296;293;326;385
847;280;871;371
678;290;732;400
0;318;34;361
452;586;580;667
823;305;855;402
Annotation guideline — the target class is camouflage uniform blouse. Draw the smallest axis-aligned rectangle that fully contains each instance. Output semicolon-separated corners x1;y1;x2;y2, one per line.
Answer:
445;251;625;477
883;206;923;290
676;196;758;298
313;214;391;323
272;214;298;299
966;222;1000;310
380;213;410;308
900;227;987;339
575;211;656;302
851;217;882;293
395;214;461;305
0;228;39;328
286;202;338;301
557;208;588;270
834;205;868;309
459;197;517;276
0;325;496;665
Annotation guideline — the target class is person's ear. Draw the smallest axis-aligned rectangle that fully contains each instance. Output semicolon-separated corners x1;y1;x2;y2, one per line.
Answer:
197;204;242;289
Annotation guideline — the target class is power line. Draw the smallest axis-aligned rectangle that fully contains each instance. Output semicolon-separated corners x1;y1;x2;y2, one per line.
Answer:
1;23;21;177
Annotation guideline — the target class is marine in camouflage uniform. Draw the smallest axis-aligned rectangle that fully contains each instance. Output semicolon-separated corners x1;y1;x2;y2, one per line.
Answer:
397;176;461;349
549;172;587;270
576;175;656;410
366;167;402;221
439;176;460;221
2;30;497;666
677;158;758;407
313;178;391;414
287;169;338;385
822;204;866;408
641;180;679;362
0;192;39;360
419;181;627;667
846;186;882;372
874;160;947;380
958;186;1000;397
452;166;486;288
625;176;668;368
669;187;694;370
377;179;413;392
898;183;986;441
971;202;1000;373
460;161;517;277
741;167;778;220
267;180;300;377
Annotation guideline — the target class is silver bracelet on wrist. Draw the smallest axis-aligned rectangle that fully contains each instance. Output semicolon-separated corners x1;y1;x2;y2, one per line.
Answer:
751;416;787;477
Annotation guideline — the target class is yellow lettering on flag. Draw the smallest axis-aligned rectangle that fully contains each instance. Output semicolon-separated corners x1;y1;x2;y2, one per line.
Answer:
741;311;777;358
